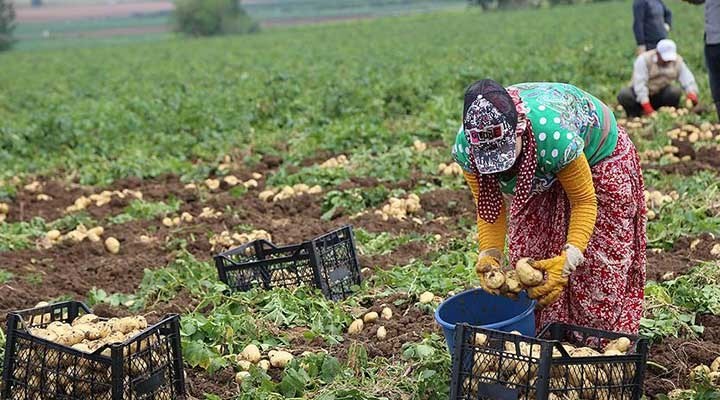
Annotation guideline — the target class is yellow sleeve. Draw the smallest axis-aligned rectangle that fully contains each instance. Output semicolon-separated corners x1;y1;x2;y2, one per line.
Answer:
556;154;598;253
463;171;507;252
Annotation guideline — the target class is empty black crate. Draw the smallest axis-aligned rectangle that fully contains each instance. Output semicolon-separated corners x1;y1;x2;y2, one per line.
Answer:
450;323;649;400
214;225;361;301
1;301;186;400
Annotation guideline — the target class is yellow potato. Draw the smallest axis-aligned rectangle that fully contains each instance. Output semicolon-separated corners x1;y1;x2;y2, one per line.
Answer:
516;258;544;287
268;350;293;368
240;344;261;363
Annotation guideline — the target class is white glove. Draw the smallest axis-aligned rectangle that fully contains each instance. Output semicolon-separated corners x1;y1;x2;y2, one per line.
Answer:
561;244;585;277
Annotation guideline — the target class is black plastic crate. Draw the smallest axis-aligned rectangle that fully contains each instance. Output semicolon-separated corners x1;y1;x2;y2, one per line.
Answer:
450;323;649;400
214;225;361;301
1;301;186;400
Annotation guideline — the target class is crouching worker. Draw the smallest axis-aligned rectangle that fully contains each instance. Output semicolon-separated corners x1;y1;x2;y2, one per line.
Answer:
618;39;699;117
453;80;647;334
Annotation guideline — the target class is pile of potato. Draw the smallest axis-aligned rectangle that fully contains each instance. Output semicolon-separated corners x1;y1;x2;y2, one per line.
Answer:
204;176;258;191
437;162;463;176
234;344;293;383
0;202;8;223
13;306;166;399
209;229;272;252
258;184;323;202
162;212;194;227
40;224;120;254
479;258;545;297
346;306;393;340
466;331;636;400
320;154;349;168
373;194;422;221
644;190;678;220
656;106;691;118
66;189;143;213
618;117;652;130
666;123;716;143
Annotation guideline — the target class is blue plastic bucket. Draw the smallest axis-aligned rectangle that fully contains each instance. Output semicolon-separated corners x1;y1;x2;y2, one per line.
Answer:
434;288;536;352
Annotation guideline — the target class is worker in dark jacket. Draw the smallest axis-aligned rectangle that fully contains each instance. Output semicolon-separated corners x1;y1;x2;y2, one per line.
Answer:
633;0;672;54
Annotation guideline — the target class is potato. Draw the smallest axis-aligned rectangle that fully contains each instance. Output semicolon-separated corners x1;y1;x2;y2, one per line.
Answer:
505;270;522;294
708;371;720;386
162;217;174;227
419;291;434;304
74;324;101;341
604;337;631;353
348;319;364;335
516;258;544;287
237;360;252;371
47;321;71;335
258;190;275;202
111;316;146;334
711;356;720;373
258;359;270;371
129;358;148;375
484;269;506;289
30;328;58;342
71;343;92;353
72;314;99;326
268;350;293;368
205;179;220;190
240;344;261;363
381;307;392;320
235;371;251;384
46;230;62;241
57;328;85;346
473;352;498;375
104;237;120;254
0;202;8;214
691;364;712;382
376;326;387;340
223;175;240;186
243;179;259;189
474;333;488;347
363;312;379;323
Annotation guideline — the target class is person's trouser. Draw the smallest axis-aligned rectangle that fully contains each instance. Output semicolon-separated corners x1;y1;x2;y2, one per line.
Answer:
705;42;720;119
616;85;682;117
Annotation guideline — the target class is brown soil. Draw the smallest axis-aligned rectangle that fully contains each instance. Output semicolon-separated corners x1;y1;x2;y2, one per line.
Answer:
186;367;237;400
697;314;720;343
645;338;720;397
648;145;720;175
292;293;442;361
646;234;719;282
0;218;172;321
359;240;432;271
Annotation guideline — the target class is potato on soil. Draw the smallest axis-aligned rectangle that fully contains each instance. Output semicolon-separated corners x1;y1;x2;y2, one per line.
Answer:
516;258;544;287
376;326;387;340
363;311;379;323
258;359;270;371
104;237;120;254
268;350;293;368
237;360;252;371
240;344;261;363
348;319;364;335
381;307;392;320
419;291;434;304
235;371;251;384
711;356;720;373
691;364;712;381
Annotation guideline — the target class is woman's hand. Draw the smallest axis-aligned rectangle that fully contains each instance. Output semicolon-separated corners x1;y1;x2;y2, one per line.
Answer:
527;245;584;307
527;253;568;307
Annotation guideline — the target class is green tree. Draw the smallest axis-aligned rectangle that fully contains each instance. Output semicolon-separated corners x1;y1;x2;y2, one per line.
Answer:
172;0;259;37
0;0;16;52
